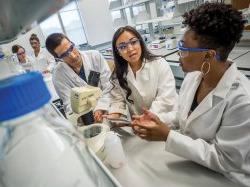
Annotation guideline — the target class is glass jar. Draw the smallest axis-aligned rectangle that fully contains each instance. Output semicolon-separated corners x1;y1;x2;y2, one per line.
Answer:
0;72;120;187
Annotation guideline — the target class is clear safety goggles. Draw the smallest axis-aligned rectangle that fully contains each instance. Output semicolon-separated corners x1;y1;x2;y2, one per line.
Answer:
58;42;75;59
116;38;140;53
177;40;209;58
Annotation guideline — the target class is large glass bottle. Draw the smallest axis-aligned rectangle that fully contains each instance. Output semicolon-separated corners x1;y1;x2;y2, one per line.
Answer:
0;72;120;187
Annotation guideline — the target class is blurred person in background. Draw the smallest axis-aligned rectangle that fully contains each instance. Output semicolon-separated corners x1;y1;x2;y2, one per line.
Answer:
29;33;55;73
12;44;33;72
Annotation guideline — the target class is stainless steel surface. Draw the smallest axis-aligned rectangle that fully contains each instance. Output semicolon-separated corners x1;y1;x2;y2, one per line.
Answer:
150;47;178;57
0;0;72;44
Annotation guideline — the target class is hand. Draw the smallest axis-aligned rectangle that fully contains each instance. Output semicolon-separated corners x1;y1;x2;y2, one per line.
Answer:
102;113;122;120
94;110;106;122
132;109;170;141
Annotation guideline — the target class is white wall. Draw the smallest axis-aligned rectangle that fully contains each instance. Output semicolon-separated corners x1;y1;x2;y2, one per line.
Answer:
77;0;114;46
0;26;45;55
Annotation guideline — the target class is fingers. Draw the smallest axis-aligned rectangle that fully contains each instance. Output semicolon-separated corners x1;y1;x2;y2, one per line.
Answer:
133;126;152;140
132;115;141;120
94;110;104;122
94;113;102;122
131;120;155;130
133;126;148;134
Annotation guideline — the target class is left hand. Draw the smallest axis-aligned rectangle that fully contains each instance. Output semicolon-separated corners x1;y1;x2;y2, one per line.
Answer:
94;110;106;122
132;109;170;141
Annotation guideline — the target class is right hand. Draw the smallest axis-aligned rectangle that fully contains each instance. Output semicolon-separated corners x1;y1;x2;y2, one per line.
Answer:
131;109;169;141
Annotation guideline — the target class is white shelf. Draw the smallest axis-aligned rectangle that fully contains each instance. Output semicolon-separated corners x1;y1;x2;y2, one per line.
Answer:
110;0;151;11
111;4;131;11
133;0;151;6
177;0;195;5
136;16;183;26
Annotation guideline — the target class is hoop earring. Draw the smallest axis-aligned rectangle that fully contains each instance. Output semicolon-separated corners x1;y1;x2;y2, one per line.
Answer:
200;61;210;76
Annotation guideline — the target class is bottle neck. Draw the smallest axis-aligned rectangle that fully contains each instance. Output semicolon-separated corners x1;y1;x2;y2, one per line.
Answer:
1;107;44;128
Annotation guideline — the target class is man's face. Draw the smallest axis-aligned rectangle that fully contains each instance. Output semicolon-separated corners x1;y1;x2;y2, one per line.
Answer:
54;38;81;68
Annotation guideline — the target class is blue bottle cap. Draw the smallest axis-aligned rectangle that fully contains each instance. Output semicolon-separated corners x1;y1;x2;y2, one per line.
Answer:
0;72;51;121
0;53;4;59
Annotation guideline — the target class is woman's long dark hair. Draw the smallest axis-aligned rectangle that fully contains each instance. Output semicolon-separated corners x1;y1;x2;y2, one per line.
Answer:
111;26;159;104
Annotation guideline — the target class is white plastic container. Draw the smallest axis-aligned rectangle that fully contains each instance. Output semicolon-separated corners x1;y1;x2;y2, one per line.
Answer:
165;37;177;49
0;72;120;187
104;132;126;169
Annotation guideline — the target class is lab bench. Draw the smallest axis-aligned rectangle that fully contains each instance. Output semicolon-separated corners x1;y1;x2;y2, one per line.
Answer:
44;58;242;187
48;99;238;187
106;134;238;187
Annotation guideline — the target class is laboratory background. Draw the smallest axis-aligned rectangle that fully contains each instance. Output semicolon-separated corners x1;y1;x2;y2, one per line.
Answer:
0;0;250;187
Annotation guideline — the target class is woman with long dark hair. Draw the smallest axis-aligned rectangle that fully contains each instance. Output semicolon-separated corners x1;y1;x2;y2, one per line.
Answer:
107;26;178;124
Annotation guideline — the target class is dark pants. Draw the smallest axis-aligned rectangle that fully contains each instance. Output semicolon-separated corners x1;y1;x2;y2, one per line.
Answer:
80;110;94;125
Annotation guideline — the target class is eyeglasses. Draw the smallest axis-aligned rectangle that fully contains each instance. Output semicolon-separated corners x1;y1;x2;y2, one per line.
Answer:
177;41;209;58
17;51;25;56
58;43;75;59
116;38;140;53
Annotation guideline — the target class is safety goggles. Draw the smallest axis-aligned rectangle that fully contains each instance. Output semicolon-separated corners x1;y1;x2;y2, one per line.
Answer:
17;51;25;56
116;38;140;53
58;43;75;59
177;40;209;58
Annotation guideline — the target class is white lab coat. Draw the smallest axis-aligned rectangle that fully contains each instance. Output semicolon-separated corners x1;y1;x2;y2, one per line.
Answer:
18;55;34;72
29;48;55;72
52;50;112;113
166;63;250;186
109;57;178;123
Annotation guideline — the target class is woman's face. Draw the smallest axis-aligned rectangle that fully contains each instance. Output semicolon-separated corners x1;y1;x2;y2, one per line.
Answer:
178;29;208;73
30;39;40;51
116;31;142;66
17;48;26;63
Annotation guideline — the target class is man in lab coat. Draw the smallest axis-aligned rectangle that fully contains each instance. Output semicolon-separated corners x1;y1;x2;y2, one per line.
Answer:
132;3;250;187
45;33;111;125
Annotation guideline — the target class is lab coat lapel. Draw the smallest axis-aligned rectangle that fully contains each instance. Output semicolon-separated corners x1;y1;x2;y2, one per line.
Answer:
180;73;202;122
61;62;87;86
80;51;91;80
186;63;238;125
186;89;213;125
126;62;150;114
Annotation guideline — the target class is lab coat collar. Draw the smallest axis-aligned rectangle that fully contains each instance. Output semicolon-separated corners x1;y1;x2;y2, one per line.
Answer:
127;60;148;85
186;63;237;124
213;63;238;99
79;51;91;79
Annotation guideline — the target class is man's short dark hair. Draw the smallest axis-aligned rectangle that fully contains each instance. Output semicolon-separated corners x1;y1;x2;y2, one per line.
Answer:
45;33;70;58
